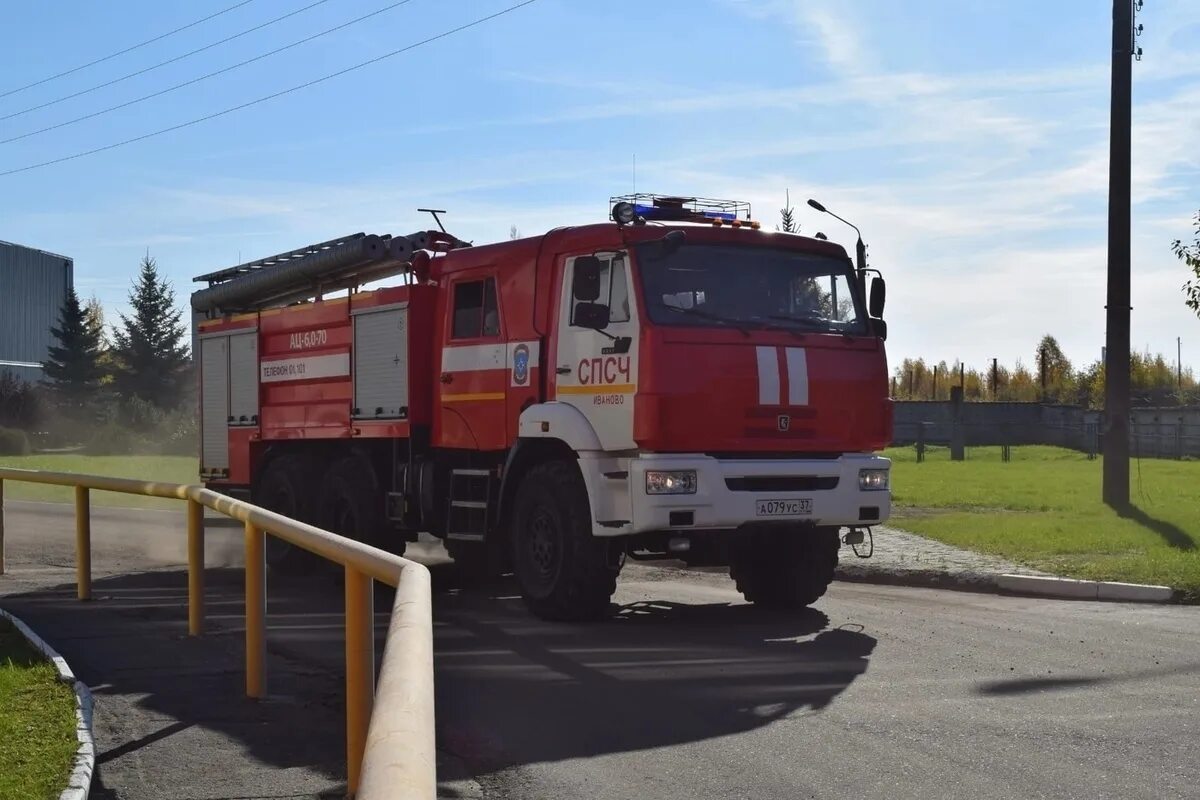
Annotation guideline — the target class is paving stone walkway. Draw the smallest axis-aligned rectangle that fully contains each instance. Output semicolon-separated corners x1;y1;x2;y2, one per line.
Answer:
836;525;1052;589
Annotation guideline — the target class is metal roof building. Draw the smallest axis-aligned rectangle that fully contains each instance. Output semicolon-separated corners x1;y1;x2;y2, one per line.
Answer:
0;239;74;384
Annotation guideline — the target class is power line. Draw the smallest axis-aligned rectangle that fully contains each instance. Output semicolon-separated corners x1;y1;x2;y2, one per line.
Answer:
1;0;334;123
0;1;259;101
0;0;541;179
1;0;417;146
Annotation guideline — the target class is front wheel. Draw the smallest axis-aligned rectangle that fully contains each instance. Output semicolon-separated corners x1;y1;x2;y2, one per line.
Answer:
729;526;840;609
510;460;622;621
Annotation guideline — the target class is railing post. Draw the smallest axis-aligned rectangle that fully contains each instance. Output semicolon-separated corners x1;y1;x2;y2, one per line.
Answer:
75;486;91;601
345;565;375;797
244;521;267;699
0;478;6;576
187;499;205;636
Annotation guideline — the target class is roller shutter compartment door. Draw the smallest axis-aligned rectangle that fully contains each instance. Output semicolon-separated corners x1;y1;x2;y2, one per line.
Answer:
353;306;408;419
228;332;259;425
200;336;230;470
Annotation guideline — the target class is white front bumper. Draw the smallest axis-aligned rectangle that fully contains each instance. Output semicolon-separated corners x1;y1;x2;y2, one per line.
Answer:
579;452;891;537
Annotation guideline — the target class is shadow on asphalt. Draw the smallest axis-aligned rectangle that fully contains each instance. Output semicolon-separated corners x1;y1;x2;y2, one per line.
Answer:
2;561;877;788
1;567;353;795
978;662;1200;696
432;577;876;775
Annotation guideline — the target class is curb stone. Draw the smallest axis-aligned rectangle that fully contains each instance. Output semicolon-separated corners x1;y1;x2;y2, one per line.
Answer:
0;608;94;800
996;573;1175;602
835;565;1178;603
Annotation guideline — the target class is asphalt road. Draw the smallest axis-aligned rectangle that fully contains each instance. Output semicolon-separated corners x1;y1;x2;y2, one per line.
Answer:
1;500;1198;800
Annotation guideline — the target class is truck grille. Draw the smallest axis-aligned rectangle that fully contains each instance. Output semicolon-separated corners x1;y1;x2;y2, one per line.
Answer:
724;476;839;492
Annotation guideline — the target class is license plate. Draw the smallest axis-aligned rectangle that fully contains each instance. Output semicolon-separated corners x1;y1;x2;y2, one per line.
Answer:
755;498;813;517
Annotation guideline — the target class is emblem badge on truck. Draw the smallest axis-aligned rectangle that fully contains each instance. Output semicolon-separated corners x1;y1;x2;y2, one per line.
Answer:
777;414;791;432
512;343;530;386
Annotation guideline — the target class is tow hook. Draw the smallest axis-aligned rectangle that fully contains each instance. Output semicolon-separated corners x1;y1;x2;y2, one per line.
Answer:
842;527;874;559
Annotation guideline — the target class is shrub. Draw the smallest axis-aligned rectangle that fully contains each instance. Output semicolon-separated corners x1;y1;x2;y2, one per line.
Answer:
0;372;44;430
0;426;31;455
86;424;153;456
118;395;166;430
156;407;198;456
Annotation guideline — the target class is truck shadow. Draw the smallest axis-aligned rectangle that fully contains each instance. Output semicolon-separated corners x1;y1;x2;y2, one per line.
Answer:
432;580;876;774
1;563;876;788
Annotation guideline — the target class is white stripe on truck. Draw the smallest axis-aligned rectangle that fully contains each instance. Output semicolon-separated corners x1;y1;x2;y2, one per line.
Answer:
756;346;780;405
786;347;809;406
442;341;539;373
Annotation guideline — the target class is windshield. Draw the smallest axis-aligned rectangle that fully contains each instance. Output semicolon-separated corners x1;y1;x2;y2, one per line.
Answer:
634;242;865;335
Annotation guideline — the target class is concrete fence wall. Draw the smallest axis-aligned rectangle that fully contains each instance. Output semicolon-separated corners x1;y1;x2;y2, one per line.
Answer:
892;401;1200;459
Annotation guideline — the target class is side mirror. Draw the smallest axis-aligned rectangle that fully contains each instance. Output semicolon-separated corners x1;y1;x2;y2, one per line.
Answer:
871;317;888;341
869;276;886;319
573;302;611;331
573;256;603;301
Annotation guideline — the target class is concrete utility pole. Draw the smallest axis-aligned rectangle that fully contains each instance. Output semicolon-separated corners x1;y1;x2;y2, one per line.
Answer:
1179;337;1183;389
1103;0;1139;510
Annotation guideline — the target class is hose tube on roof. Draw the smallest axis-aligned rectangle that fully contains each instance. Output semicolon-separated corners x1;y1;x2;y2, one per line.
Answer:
190;234;386;313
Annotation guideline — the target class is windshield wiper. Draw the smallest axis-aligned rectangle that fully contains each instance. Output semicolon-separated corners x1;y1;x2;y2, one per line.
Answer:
765;314;864;338
661;305;751;337
765;314;827;328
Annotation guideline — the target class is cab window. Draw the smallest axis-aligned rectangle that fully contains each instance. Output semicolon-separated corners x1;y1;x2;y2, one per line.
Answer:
570;255;630;326
452;277;500;339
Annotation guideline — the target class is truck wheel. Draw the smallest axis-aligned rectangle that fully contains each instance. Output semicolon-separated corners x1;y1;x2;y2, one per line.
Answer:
255;455;318;574
510;460;621;621
729;526;840;609
321;456;402;556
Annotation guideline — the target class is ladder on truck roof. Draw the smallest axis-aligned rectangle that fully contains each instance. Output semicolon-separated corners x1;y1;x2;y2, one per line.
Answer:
190;229;468;316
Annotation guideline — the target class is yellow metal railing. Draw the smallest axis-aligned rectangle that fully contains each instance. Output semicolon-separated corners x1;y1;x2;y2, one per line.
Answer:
0;468;435;799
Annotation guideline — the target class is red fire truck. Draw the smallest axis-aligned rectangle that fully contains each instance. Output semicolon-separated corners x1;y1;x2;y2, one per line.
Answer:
191;195;892;620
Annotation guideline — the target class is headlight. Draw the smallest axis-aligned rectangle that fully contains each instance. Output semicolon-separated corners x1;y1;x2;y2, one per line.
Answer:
858;468;889;491
645;470;697;495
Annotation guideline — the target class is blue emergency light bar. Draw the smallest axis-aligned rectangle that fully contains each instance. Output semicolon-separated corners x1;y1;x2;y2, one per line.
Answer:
632;203;737;222
610;194;751;224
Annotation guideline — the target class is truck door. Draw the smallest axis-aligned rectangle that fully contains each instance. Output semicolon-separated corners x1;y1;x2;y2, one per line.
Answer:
437;274;508;450
552;252;639;451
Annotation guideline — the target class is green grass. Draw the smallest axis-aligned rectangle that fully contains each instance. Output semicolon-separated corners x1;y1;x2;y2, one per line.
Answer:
885;445;1200;600
0;618;78;800
0;455;199;509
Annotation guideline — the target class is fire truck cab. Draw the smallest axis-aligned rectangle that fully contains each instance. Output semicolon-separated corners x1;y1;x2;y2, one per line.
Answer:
192;195;892;621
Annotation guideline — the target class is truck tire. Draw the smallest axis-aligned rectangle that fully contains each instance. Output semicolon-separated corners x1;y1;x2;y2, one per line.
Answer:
321;456;402;556
255;455;318;575
729;526;840;609
510;460;621;621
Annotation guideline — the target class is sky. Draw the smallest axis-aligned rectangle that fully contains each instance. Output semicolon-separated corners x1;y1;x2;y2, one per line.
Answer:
1;0;1197;376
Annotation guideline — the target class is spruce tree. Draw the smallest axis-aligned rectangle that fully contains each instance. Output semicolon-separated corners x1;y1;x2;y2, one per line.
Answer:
778;189;798;233
42;287;105;410
111;254;190;409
